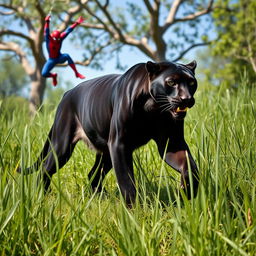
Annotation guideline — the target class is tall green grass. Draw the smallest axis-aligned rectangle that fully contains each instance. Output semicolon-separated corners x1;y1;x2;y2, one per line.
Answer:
0;83;255;255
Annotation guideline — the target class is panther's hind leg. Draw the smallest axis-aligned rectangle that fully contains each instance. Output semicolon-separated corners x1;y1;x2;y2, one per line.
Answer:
88;153;112;192
38;106;78;192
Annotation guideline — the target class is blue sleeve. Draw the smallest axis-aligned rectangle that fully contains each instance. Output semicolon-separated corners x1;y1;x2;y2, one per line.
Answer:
61;26;74;40
45;27;50;54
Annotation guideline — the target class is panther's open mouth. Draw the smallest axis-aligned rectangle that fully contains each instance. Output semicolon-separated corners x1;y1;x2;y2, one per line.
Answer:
170;106;189;120
175;106;189;113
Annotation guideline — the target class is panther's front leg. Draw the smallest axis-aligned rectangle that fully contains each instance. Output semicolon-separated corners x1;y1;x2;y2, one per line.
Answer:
165;150;199;198
108;140;136;207
156;139;199;199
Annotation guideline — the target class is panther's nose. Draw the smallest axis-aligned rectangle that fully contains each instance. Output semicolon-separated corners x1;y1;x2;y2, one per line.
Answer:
179;91;192;103
178;84;195;107
181;96;195;108
179;85;191;100
180;94;192;102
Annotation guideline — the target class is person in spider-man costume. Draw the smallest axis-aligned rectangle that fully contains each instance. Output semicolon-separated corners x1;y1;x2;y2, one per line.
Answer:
42;15;85;86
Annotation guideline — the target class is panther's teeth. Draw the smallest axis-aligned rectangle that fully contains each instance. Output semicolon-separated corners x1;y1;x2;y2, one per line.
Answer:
176;107;189;113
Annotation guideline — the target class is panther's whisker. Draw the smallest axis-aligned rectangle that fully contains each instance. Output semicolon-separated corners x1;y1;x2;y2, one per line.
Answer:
156;96;170;104
160;106;171;112
157;101;169;104
156;97;169;101
156;96;169;101
161;104;173;113
159;102;172;109
162;101;178;112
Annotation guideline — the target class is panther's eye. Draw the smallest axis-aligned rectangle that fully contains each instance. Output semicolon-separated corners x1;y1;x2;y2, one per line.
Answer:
189;81;195;86
166;80;176;87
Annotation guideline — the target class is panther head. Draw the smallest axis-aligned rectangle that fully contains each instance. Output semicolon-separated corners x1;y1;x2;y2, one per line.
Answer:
146;60;197;120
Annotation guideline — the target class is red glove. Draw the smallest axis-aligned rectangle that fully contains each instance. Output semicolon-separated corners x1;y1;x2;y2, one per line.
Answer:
45;15;51;22
75;16;84;24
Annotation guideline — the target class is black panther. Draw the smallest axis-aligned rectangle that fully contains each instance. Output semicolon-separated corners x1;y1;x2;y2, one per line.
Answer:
19;61;199;206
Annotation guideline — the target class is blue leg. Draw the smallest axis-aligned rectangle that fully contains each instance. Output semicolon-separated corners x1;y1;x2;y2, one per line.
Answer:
42;59;57;77
58;53;85;79
58;53;74;65
42;59;59;86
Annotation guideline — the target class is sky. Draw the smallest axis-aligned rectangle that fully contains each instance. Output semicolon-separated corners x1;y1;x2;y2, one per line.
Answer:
1;0;211;92
51;35;198;88
45;0;206;88
45;0;150;87
54;40;150;87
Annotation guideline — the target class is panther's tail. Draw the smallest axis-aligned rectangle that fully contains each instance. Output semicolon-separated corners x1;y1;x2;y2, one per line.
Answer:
17;128;53;174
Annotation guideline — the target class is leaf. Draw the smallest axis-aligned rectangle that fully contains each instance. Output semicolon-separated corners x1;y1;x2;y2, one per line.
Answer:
215;231;248;256
0;201;20;235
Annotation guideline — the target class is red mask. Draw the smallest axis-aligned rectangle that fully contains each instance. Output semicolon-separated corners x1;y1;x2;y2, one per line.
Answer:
51;30;61;40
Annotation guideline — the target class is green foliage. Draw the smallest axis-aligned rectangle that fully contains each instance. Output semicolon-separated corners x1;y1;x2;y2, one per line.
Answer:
0;56;29;97
195;48;255;88
0;79;256;255
212;0;256;79
0;96;29;121
76;0;213;66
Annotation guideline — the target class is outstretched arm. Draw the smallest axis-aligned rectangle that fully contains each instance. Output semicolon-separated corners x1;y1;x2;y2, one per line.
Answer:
44;15;51;39
44;15;51;54
61;16;84;39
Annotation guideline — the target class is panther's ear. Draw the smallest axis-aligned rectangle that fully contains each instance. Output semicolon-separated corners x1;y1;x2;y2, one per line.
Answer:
186;60;197;74
146;61;160;79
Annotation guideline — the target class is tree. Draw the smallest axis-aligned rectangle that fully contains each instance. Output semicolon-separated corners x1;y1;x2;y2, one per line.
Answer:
0;55;28;97
0;0;215;114
0;0;85;114
195;47;245;88
76;0;214;64
212;0;256;75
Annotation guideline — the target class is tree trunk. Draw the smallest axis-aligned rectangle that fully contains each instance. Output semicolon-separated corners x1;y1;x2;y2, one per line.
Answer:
155;49;166;62
29;69;46;116
249;56;256;74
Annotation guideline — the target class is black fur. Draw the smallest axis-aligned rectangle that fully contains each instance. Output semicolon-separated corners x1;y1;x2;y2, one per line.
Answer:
19;61;199;206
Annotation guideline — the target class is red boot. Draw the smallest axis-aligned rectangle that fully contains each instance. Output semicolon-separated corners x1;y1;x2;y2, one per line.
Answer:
69;63;85;79
50;73;58;86
76;72;85;79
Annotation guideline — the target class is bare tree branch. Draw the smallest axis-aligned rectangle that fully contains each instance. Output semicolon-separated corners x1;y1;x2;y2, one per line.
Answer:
0;27;41;63
0;9;14;15
35;1;46;25
58;4;83;31
0;41;34;75
103;0;109;9
0;29;34;44
146;0;167;60
79;0;155;59
162;0;214;35
94;0;126;42
0;4;15;10
0;3;36;35
175;1;214;22
33;1;46;53
58;39;114;67
164;0;183;26
143;0;153;13
77;40;113;66
17;6;37;35
80;22;105;30
153;0;161;11
172;41;211;62
79;1;115;36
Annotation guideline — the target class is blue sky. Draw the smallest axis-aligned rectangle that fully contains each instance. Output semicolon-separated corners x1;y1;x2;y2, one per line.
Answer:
53;39;150;86
1;1;211;91
51;36;198;88
47;0;208;87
